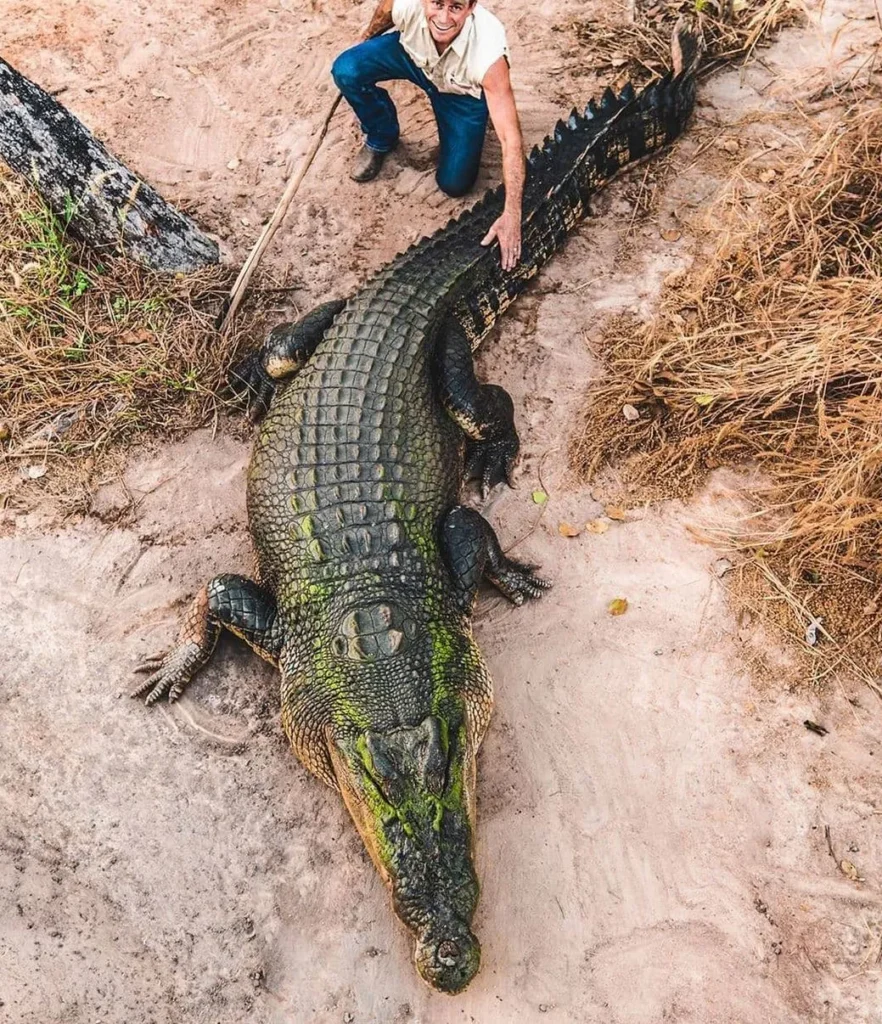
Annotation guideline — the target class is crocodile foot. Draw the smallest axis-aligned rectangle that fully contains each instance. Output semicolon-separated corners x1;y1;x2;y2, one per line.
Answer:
442;505;552;610
227;352;276;422
465;435;518;499
131;642;206;704
488;557;553;606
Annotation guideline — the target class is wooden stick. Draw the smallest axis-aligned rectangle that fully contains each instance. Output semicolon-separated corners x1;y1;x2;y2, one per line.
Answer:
218;92;343;337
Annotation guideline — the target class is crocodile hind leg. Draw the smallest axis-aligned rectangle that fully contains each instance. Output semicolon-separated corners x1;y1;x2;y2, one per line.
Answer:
229;298;347;420
441;506;551;611
434;318;519;498
132;574;284;705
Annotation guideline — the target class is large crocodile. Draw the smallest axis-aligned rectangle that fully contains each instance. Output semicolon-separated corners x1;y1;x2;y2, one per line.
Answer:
134;25;701;994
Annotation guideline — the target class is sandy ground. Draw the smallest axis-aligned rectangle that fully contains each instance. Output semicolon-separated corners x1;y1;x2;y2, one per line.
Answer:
3;0;882;1021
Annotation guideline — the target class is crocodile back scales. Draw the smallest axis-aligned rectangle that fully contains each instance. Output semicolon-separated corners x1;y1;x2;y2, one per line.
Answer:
248;63;697;581
245;56;698;752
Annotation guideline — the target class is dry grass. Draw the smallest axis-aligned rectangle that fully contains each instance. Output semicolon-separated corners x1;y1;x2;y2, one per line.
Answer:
571;0;804;86
0;169;268;513
571;106;882;685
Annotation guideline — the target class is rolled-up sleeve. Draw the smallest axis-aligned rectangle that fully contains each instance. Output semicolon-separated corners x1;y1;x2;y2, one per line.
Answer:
392;0;418;31
472;14;508;85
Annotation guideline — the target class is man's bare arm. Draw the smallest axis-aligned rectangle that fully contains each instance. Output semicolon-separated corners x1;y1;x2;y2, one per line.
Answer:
480;56;524;271
361;0;394;39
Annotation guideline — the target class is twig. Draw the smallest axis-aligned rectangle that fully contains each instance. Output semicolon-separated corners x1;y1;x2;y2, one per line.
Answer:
627;164;653;237
218;93;342;337
503;446;558;554
824;824;836;861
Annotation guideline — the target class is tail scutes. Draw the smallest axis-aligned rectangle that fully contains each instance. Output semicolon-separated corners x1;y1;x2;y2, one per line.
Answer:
671;16;704;78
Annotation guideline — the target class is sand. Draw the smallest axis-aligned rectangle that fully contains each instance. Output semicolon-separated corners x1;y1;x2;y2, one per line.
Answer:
2;0;881;1021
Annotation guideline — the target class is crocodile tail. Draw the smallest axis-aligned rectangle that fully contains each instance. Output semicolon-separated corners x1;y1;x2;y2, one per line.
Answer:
671;17;704;79
379;36;702;344
450;54;702;344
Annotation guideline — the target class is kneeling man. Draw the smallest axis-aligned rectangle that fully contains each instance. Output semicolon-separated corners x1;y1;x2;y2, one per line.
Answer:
332;0;523;269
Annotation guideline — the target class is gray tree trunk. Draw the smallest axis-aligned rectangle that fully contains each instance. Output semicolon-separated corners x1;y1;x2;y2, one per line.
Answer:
0;57;219;273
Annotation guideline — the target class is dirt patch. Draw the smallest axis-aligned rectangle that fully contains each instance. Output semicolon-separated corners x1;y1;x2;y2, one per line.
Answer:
2;0;882;1022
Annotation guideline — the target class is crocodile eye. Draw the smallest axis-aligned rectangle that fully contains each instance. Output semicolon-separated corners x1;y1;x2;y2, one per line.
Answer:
331;636;347;657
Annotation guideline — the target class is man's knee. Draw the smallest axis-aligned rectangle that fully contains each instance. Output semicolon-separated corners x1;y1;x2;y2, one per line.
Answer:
331;50;360;91
436;168;477;198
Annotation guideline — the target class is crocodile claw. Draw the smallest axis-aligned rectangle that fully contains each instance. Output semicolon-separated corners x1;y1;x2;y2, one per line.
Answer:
465;437;518;499
131;643;203;705
490;558;553;606
227;352;277;422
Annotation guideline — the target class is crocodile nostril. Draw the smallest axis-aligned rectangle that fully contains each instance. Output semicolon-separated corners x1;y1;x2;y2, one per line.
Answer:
437;940;460;965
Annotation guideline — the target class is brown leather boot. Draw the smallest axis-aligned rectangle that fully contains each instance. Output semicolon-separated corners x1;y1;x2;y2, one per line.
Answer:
350;144;389;183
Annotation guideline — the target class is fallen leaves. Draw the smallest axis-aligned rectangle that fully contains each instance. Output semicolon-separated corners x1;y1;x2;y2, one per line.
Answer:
531;489;548;505
585;519;609;534
840;859;863;882
605;505;627;521
558;522;581;538
622;404;640;422
608;598;629;616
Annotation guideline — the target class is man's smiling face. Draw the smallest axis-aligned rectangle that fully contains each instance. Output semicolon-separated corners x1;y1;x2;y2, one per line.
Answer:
421;0;475;49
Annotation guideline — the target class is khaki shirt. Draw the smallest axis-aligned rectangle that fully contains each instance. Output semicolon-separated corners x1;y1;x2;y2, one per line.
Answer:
391;0;508;99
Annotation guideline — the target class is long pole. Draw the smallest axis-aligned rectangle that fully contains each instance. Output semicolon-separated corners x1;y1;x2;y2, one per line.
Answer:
218;91;343;337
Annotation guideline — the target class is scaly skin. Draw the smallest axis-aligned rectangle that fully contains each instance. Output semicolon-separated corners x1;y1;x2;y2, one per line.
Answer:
248;261;496;991
135;28;701;994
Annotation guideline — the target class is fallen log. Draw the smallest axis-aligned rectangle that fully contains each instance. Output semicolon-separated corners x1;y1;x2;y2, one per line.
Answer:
0;58;219;273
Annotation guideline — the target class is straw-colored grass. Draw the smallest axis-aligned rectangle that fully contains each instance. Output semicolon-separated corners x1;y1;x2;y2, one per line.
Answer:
571;106;882;685
0;169;266;511
571;0;804;85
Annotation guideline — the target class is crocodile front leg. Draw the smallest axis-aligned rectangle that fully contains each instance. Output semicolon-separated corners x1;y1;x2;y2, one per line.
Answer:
440;506;551;611
132;574;284;704
434;318;519;497
229;298;347;420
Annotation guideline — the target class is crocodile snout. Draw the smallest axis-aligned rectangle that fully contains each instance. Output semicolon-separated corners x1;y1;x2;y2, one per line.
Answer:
415;927;481;994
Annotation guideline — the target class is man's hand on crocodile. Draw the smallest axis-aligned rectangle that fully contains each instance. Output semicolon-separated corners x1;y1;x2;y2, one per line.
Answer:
480;209;521;271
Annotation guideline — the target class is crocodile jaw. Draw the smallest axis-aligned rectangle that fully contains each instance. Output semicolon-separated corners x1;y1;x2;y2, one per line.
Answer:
328;718;482;993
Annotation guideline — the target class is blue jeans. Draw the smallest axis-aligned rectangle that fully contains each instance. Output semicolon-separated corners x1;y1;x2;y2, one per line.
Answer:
332;32;488;197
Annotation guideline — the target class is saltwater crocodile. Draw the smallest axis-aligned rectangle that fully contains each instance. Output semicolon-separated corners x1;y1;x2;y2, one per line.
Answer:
134;26;701;994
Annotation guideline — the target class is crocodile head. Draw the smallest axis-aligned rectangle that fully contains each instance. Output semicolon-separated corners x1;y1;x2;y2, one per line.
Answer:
328;713;482;993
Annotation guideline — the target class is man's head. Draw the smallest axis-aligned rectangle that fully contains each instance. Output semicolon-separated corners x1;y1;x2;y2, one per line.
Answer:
421;0;477;49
